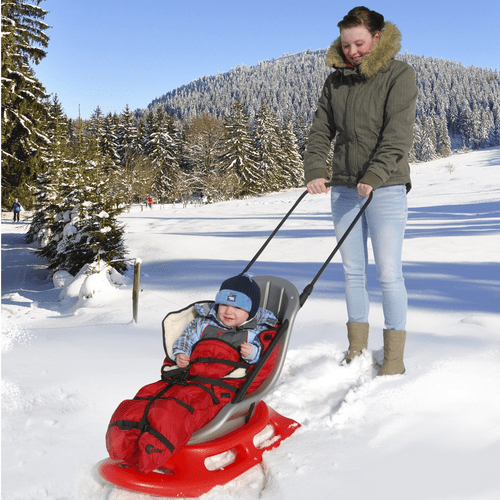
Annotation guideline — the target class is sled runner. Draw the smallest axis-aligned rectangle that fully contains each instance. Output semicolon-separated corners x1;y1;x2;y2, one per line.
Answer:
98;190;372;497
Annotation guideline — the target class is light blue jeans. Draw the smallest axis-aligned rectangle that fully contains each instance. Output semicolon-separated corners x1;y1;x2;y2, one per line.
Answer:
330;185;408;331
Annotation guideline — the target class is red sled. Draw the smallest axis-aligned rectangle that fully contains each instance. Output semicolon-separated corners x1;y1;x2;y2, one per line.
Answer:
98;401;299;498
98;275;301;497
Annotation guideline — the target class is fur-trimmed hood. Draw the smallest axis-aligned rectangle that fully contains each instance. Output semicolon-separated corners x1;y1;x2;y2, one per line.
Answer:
325;21;401;79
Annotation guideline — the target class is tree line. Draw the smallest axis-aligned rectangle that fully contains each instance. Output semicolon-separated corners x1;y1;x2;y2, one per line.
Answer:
24;98;306;274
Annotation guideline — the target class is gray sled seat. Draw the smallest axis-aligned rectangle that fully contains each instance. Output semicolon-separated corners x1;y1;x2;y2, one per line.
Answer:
161;275;300;444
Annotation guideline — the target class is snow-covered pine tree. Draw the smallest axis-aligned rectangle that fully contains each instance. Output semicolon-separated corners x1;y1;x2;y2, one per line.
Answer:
252;103;282;193
219;100;260;198
492;100;500;145
101;113;121;170
293;114;310;159
26;95;72;247
148;107;181;202
459;99;473;149
114;105;153;206
436;114;452;158
1;0;51;207
184;114;225;202
88;106;105;142
417;114;438;161
42;120;127;275
279;118;304;189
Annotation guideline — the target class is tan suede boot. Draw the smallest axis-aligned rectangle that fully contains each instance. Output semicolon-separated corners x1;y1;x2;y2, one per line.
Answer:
377;329;406;376
344;322;369;364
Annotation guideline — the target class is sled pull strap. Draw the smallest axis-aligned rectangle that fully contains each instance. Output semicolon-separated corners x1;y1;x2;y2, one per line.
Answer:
242;190;308;274
299;191;373;307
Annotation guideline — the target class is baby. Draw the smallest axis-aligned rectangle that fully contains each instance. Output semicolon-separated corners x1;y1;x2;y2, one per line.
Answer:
173;273;276;367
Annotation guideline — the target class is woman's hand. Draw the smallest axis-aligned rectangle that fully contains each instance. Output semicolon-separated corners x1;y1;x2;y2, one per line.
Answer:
240;342;253;359
176;353;190;368
307;178;330;195
357;183;373;198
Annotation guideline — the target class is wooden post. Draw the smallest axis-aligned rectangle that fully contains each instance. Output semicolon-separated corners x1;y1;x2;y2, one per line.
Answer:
132;260;141;323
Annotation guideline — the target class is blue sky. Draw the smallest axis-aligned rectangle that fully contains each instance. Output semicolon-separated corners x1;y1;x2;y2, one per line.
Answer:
33;0;499;120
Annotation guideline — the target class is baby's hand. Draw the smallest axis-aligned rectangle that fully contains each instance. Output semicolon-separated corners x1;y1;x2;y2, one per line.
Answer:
240;342;253;359
176;353;190;368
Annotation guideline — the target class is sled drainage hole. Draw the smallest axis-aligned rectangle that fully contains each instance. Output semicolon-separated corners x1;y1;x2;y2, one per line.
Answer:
204;449;237;471
253;424;278;449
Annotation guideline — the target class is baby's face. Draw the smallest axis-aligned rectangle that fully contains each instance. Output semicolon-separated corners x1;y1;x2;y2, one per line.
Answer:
218;304;250;327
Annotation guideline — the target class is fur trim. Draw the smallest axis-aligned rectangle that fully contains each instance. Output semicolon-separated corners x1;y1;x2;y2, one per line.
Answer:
325;21;401;79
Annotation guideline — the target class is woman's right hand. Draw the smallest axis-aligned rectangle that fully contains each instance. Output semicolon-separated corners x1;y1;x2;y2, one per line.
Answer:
307;178;330;195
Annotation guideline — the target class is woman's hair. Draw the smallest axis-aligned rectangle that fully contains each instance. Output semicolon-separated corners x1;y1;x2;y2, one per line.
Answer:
337;6;385;35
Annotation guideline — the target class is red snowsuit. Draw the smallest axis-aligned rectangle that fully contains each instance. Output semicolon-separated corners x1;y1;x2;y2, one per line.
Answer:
105;325;278;474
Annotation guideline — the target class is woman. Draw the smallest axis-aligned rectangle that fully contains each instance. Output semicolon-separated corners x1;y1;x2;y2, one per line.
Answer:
304;6;418;375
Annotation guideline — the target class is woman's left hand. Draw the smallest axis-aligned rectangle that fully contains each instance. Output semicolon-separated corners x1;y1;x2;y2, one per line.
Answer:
357;183;373;198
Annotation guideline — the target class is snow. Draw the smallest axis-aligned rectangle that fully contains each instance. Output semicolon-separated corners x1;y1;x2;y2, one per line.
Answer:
2;147;500;500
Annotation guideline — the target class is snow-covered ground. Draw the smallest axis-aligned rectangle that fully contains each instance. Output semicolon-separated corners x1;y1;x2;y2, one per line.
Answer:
2;147;500;500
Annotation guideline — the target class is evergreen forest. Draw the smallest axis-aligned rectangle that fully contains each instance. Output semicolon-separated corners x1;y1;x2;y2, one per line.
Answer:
2;0;499;277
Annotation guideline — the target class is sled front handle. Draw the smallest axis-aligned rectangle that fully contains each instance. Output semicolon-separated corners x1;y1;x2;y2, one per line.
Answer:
242;190;308;274
243;188;372;306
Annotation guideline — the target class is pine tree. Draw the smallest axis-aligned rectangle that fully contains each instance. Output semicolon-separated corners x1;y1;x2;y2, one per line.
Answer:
88;106;105;141
184;114;225;201
26;95;72;246
436;115;452;158
279;118;304;188
1;0;51;208
252;103;282;193
418;114;438;161
219;100;259;197
100;113;120;170
42;121;127;275
114;105;152;206
117;105;140;168
148;108;180;202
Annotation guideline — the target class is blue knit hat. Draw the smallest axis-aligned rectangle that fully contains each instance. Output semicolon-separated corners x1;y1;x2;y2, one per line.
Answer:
215;273;261;319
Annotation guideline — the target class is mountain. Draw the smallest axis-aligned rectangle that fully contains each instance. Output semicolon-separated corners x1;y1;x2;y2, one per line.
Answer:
145;49;500;154
148;49;331;123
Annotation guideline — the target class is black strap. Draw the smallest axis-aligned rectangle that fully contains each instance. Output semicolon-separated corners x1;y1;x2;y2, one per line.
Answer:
177;379;221;405
187;375;239;393
108;418;176;454
190;356;249;370
108;419;139;431
143;425;175;453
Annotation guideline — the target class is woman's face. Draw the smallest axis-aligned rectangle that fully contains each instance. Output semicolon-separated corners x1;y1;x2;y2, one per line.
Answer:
340;25;380;66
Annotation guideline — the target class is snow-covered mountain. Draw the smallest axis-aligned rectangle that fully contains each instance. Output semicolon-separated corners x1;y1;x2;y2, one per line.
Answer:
145;50;500;156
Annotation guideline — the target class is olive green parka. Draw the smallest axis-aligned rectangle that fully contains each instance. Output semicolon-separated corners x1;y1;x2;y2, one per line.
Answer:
303;22;418;192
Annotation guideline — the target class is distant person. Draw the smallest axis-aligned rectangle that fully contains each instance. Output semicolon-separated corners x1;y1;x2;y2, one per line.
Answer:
12;198;22;222
304;6;418;375
147;195;153;209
